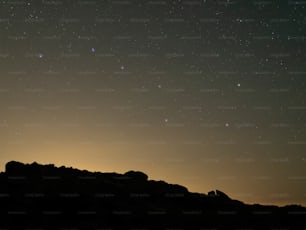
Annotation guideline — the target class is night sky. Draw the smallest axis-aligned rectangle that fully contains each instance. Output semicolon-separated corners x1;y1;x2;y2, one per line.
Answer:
0;0;306;206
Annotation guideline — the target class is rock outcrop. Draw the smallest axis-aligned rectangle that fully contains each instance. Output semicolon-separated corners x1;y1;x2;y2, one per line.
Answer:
1;161;305;229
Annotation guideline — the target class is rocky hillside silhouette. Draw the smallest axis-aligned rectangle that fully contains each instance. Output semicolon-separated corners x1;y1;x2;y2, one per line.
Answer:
1;161;305;229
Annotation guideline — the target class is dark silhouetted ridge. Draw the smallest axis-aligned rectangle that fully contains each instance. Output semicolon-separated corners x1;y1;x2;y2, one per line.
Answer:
1;161;305;229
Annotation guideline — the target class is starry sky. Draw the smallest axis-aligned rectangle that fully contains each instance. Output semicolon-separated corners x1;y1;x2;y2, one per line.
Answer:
0;0;306;206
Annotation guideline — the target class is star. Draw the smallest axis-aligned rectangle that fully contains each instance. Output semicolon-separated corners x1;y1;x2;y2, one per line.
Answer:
237;83;241;87
225;123;229;127
91;48;96;53
120;65;125;70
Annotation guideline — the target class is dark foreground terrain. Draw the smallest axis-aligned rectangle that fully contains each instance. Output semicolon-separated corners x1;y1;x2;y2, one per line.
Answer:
1;161;305;229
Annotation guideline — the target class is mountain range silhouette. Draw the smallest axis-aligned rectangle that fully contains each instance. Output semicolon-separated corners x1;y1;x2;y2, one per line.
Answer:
1;161;306;229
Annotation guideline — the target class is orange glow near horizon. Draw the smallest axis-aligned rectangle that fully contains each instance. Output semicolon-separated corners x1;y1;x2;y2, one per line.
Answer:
1;140;306;207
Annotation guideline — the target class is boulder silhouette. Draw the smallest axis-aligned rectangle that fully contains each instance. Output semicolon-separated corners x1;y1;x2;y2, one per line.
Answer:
216;189;230;199
5;160;26;174
208;190;216;196
1;161;306;229
124;170;148;181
